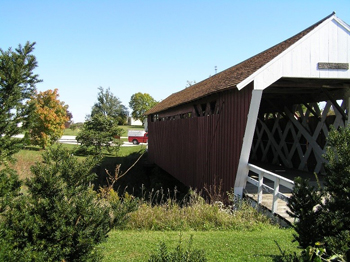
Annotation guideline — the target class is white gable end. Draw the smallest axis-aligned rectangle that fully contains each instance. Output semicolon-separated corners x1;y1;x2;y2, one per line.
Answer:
237;15;350;91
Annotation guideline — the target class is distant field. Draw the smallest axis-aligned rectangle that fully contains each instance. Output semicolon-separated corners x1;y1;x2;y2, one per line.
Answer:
63;128;80;136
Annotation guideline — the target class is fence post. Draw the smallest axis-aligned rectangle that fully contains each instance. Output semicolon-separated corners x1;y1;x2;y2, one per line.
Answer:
272;178;280;213
257;172;263;205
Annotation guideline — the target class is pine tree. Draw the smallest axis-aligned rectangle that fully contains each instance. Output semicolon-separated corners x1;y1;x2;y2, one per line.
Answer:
287;125;350;258
76;113;122;155
323;126;350;231
287;177;323;248
0;42;41;165
321;126;350;256
0;146;110;261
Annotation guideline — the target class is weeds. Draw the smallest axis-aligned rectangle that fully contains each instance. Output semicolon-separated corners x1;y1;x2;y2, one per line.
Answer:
98;174;272;231
119;188;271;231
98;158;144;228
148;233;207;262
203;177;223;204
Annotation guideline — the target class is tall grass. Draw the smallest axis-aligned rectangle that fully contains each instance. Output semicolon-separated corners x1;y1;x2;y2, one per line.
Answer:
123;202;271;231
111;188;273;231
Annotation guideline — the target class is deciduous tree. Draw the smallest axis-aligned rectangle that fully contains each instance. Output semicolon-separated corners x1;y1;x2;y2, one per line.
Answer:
0;41;41;165
91;87;128;125
64;109;73;128
28;89;68;148
129;92;158;124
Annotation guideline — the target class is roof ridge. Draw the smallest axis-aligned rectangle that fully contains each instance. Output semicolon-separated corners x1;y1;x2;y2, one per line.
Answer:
146;12;337;115
242;12;335;63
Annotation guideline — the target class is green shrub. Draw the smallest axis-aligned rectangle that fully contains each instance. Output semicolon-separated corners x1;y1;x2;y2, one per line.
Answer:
76;113;122;155
278;242;346;262
0;145;110;261
105;189;139;228
287;177;323;248
0;168;21;212
148;234;207;262
287;126;350;259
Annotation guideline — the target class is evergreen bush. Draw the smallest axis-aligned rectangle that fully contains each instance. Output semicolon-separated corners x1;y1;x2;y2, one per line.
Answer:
76;113;122;155
287;177;323;248
0;145;110;261
0;168;21;213
287;125;350;260
0;42;41;165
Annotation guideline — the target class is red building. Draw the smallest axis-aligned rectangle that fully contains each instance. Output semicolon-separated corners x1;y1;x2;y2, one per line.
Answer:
146;13;350;198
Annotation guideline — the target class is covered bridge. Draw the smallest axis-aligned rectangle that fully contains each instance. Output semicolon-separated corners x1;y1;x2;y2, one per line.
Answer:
145;13;350;199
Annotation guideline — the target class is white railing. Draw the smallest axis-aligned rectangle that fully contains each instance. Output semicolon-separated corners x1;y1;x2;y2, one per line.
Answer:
246;163;295;214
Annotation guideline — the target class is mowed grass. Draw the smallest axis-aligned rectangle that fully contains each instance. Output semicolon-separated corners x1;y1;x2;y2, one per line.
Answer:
118;144;147;156
99;229;298;262
8;143;145;180
63;128;80;136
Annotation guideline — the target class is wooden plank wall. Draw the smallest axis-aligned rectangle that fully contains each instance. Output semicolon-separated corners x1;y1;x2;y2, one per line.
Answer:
147;84;253;193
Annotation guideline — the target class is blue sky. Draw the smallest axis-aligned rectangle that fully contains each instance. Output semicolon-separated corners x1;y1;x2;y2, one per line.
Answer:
1;1;349;123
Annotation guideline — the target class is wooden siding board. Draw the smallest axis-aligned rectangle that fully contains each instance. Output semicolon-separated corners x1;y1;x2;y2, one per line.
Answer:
148;86;253;193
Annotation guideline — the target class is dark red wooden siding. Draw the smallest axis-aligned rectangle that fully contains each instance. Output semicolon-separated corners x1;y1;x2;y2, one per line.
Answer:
147;83;253;193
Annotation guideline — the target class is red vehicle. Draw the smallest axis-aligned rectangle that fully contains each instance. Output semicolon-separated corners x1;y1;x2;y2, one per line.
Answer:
128;130;148;144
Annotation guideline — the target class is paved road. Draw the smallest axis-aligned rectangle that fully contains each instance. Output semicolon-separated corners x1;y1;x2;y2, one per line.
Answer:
12;135;146;147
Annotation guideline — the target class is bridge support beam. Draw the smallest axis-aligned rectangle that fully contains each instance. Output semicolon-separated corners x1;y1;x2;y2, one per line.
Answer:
235;87;263;197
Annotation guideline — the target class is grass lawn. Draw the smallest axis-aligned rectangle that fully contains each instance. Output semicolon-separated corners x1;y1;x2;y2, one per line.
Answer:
7;148;43;180
118;144;147;156
99;229;299;262
7;143;145;180
63;128;81;136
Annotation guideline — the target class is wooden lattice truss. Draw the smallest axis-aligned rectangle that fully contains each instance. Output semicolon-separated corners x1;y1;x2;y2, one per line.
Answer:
250;99;348;174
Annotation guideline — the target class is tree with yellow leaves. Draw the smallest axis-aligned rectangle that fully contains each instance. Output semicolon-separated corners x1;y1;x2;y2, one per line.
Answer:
28;89;68;148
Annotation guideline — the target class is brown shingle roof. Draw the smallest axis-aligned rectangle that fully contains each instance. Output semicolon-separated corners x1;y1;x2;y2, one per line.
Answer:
146;13;335;115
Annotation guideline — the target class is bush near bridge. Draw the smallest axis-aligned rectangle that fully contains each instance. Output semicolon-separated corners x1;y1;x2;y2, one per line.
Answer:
287;126;350;261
